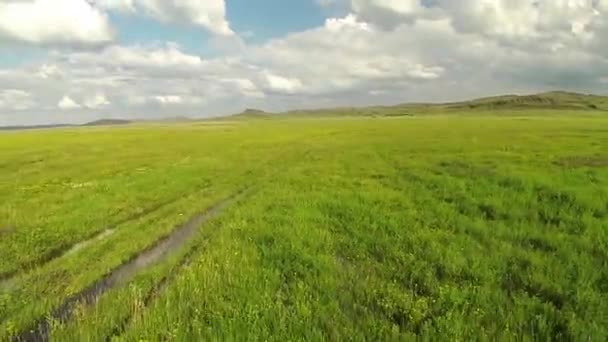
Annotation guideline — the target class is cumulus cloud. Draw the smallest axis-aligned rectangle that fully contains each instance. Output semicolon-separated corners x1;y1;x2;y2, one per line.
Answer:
221;79;266;99
153;95;183;105
325;14;371;31
0;89;34;111
245;14;447;96
67;43;205;69
83;93;111;109
0;42;267;124
0;0;114;46
1;0;608;125
58;96;81;110
264;73;304;94
96;0;234;35
436;0;601;51
37;64;63;80
339;0;605;51
96;0;135;11
350;0;438;28
0;0;233;48
305;0;608;97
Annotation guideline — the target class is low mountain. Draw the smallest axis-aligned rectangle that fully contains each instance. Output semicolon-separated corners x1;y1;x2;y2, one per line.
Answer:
83;119;132;126
232;108;272;119
444;91;607;111
0;124;73;131
228;91;607;119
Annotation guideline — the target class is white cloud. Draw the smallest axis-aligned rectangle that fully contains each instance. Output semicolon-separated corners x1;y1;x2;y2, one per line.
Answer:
58;96;81;110
96;0;135;11
369;89;387;96
246;14;447;96
153;95;183;105
325;14;371;32
0;89;34;111
355;0;423;14
96;0;234;36
0;0;233;48
341;0;605;51
0;0;114;46
407;64;444;80
84;93;111;109
350;0;434;27
37;64;62;79
128;93;206;107
436;0;600;47
264;73;304;94
2;1;608;125
71;43;205;69
224;78;266;98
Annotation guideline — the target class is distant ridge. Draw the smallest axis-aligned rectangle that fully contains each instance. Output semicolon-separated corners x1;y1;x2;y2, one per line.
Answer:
0;118;132;131
442;91;606;111
233;108;271;118
83;119;132;126
2;91;607;130
0;124;75;131
229;91;608;119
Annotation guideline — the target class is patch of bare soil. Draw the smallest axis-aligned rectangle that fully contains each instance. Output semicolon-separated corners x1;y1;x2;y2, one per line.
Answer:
556;155;608;168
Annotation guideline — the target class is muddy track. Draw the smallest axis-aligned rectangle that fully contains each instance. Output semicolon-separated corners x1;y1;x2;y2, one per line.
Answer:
104;240;203;341
12;188;250;342
0;185;211;288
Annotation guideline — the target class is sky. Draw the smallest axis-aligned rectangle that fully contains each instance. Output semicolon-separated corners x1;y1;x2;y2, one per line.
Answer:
1;0;608;126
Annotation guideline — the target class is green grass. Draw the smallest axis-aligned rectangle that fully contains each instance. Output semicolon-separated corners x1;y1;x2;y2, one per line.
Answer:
1;114;607;340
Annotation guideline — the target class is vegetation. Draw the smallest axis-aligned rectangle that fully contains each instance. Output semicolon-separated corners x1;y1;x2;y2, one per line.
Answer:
1;109;607;340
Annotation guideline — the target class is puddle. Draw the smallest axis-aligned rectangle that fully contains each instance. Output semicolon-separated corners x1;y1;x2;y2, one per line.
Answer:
0;196;184;290
555;155;608;168
0;277;16;292
12;189;249;342
0;226;15;236
64;229;115;256
107;241;203;340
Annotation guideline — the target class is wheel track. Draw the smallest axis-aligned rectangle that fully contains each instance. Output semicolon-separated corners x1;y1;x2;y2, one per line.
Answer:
103;240;202;341
11;188;251;342
0;183;211;290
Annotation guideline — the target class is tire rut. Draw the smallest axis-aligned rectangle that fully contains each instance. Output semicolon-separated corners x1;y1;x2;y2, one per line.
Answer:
0;185;210;290
104;241;202;341
11;188;251;342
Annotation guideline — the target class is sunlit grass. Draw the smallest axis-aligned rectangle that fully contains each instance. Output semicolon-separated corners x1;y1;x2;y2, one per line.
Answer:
1;114;607;340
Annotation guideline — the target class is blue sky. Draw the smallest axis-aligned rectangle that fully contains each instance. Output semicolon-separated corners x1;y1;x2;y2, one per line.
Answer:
111;14;212;51
0;0;607;126
226;0;329;42
111;0;330;56
0;46;46;67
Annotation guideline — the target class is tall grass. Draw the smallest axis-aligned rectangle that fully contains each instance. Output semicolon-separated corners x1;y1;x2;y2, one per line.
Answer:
1;115;607;340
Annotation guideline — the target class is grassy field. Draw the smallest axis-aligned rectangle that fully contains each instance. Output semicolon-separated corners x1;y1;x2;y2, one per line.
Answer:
1;113;607;340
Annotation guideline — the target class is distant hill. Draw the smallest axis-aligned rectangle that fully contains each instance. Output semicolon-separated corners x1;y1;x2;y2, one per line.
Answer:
232;108;271;119
229;91;608;119
2;91;607;131
83;119;133;126
0;124;74;131
0;119;131;131
442;91;607;111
